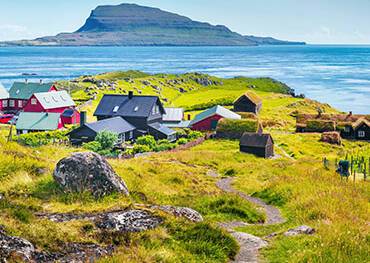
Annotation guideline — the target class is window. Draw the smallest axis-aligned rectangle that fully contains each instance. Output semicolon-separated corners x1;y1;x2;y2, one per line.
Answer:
18;100;23;108
344;126;351;133
31;98;37;105
9;100;15;107
134;106;139;112
129;131;133;139
358;131;365;138
2;100;7;107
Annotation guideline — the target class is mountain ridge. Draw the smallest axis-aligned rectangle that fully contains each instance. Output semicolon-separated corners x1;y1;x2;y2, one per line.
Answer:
0;3;305;47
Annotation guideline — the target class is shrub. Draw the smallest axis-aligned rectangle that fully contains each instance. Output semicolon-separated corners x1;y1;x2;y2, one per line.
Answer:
82;141;102;152
136;135;156;149
133;144;152;154
95;131;119;150
17;130;69;147
187;131;203;140
154;143;175;152
177;138;188;145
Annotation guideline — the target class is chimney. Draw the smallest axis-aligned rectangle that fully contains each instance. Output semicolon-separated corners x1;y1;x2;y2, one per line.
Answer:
128;91;134;99
80;111;87;126
349;111;352;116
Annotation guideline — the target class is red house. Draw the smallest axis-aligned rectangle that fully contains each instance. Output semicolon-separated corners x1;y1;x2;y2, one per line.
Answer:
2;82;57;113
190;105;241;131
24;90;80;125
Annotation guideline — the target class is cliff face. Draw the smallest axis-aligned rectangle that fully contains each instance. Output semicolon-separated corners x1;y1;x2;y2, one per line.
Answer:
1;4;305;46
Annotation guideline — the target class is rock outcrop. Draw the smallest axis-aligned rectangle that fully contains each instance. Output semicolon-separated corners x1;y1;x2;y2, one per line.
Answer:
153;205;203;223
53;152;129;198
0;226;34;262
284;225;316;236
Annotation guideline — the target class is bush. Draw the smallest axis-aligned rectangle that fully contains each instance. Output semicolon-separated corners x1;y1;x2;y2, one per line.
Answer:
177;138;188;145
82;141;102;152
136;135;156;149
133;144;152;154
17;130;69;147
187;130;203;140
95;131;119;150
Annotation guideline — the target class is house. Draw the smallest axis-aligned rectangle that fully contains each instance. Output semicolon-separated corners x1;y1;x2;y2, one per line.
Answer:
190;105;241;131
343;118;370;140
0;83;9;112
2;81;57;113
94;92;176;141
68;116;136;145
163;107;190;128
240;132;274;158
23;90;80;125
16;112;63;134
296;113;370;140
234;92;262;114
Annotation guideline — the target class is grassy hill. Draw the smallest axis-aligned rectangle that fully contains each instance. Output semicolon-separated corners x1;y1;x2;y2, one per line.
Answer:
0;71;368;262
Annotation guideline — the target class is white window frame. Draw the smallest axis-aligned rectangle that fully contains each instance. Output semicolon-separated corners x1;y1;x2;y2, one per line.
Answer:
2;100;7;107
358;131;365;138
31;98;37;105
9;100;15;107
344;126;351;133
18;100;23;108
129;131;133;139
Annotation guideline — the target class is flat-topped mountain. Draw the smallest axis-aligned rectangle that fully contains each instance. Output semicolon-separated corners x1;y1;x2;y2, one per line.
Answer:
1;3;305;46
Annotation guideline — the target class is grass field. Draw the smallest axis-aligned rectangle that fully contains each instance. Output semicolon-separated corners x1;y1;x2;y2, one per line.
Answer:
0;71;369;262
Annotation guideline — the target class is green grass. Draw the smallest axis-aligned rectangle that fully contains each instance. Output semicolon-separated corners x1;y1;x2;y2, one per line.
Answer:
0;71;368;262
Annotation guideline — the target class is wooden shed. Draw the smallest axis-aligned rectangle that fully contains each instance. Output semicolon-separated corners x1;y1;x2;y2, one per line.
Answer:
239;132;274;158
233;92;262;114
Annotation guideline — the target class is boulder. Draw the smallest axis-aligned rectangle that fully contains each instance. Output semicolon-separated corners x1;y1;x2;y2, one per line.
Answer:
0;226;35;262
53;152;129;198
154;205;203;222
96;210;163;232
284;225;315;236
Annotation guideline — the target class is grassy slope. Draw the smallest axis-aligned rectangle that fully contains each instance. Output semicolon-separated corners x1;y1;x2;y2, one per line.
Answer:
0;71;368;262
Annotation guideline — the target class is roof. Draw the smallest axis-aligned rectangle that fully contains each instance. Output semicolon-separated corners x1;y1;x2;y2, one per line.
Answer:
240;132;274;147
16;112;61;131
190;105;241;125
62;108;75;117
9;82;55;100
352;118;370;129
84;117;136;134
234;91;262;105
163;120;191;128
34;90;75;109
0;83;9;99
94;94;165;118
163;108;183;122
149;122;176;136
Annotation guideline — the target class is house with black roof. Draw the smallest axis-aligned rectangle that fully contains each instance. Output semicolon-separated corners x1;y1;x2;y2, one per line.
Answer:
93;92;176;142
68;116;136;145
239;132;274;158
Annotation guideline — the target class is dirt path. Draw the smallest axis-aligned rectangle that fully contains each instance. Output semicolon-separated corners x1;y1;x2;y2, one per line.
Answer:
216;176;285;263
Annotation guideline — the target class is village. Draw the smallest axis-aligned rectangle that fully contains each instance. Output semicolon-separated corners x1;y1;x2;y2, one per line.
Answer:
0;74;368;262
0;79;368;159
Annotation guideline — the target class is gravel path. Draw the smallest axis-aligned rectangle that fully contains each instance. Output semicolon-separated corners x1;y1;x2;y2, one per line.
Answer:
216;176;285;263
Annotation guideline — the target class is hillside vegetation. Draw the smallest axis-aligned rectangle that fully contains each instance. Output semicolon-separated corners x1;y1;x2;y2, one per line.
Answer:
0;71;368;262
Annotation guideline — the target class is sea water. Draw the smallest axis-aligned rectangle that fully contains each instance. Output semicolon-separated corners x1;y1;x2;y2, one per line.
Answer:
0;45;369;113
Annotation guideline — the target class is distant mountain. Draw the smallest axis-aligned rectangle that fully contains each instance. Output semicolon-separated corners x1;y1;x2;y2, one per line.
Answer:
1;3;305;47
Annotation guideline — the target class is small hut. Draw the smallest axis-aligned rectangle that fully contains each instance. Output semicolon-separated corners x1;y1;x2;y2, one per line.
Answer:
234;92;262;114
239;132;274;158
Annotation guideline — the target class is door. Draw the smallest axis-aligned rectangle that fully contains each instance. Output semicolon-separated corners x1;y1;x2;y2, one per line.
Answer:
211;120;219;130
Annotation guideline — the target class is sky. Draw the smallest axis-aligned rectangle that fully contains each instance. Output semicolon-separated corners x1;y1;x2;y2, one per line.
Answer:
0;0;369;44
